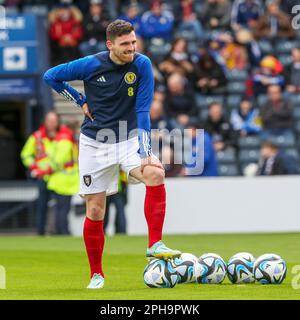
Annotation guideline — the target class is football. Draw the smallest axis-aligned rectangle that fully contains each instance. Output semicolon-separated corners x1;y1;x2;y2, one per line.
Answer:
197;253;227;284
143;259;178;288
170;253;204;283
227;252;256;284
253;253;287;284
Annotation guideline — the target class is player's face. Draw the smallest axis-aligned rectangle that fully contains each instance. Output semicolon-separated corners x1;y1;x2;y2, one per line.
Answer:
108;31;137;64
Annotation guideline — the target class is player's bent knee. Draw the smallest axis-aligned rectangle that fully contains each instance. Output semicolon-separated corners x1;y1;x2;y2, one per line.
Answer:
143;167;165;186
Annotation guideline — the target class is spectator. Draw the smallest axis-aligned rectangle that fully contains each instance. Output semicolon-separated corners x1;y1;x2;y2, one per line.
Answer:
219;32;249;70
47;121;79;235
257;141;298;175
194;50;227;94
252;55;284;95
204;102;235;151
49;3;83;64
21;112;59;235
104;170;128;234
161;144;184;177
159;38;194;79
119;2;142;36
165;72;197;129
254;0;296;40
150;98;174;155
79;0;109;56
230;96;262;136
140;0;174;41
200;0;232;30
260;85;294;139
185;120;219;177
231;0;263;31
284;48;300;94
174;0;203;41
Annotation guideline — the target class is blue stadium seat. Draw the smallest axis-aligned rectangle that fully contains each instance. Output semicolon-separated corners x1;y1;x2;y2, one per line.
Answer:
258;40;272;54
227;82;246;94
257;94;268;108
195;94;224;109
187;41;199;55
226;95;242;110
290;94;300;106
238;149;260;164
275;40;297;54
293;106;300;120
284;148;299;162
238;136;261;149
278;54;292;66
148;41;171;63
198;108;209;122
218;164;239;176
295;121;300;133
216;148;236;164
269;133;296;148
226;69;248;82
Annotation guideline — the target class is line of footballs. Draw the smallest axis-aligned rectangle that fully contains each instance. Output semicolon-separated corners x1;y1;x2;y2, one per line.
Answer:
143;252;287;288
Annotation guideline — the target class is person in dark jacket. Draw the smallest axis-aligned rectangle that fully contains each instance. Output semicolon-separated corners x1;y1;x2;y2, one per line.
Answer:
284;47;300;94
257;141;298;175
165;72;197;129
194;50;227;94
79;0;110;56
204;102;236;151
260;84;294;139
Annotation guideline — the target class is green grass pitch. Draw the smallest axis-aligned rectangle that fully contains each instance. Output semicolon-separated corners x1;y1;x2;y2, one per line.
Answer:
0;233;299;300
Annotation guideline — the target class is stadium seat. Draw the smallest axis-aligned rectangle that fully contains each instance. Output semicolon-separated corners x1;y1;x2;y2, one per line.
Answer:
226;95;242;110
227;81;246;94
290;94;300;106
295;121;300;133
187;41;199;55
195;94;224;109
258;40;272;54
293;106;300;120
198;108;209;122
278;54;292;66
268;133;296;148
216;148;236;164
148;41;171;63
257;94;268;108
218;164;239;176
275;40;297;55
238;149;260;164
284;148;299;162
226;69;248;82
238;136;261;149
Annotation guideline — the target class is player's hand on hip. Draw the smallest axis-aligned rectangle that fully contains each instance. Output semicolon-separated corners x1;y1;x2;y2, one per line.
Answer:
141;155;164;173
82;103;94;121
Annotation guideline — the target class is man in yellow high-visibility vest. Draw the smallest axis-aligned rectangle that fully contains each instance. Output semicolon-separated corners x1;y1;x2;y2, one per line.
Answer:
21;112;79;235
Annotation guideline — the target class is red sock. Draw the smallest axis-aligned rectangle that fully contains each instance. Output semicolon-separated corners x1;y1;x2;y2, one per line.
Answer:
83;217;105;278
144;184;166;248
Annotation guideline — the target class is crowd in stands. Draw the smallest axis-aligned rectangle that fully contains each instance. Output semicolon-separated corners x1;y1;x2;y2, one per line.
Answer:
4;0;300;177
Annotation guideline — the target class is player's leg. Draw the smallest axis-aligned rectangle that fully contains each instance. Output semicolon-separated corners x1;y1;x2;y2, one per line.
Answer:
83;192;106;289
129;165;181;260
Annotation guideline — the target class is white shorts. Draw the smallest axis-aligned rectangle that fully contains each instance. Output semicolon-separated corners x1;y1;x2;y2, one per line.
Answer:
79;133;141;196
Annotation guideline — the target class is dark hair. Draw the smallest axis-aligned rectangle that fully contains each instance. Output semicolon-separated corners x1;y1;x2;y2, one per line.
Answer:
106;19;134;41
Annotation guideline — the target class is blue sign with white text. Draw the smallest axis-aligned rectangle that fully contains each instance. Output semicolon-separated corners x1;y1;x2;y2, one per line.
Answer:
0;15;38;74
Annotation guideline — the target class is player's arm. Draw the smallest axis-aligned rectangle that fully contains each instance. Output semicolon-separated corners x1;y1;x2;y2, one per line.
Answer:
43;55;99;108
135;56;163;171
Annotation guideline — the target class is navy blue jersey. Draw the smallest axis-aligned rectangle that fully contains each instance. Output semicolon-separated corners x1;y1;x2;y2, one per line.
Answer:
44;51;154;158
